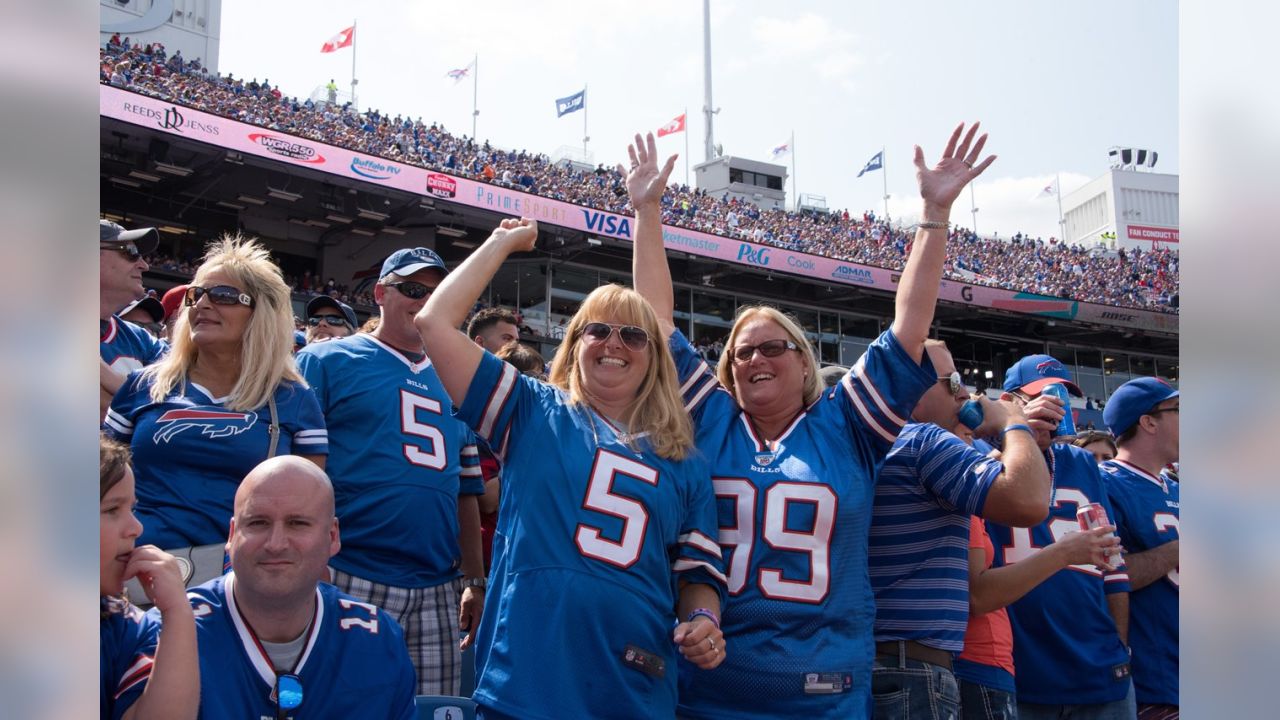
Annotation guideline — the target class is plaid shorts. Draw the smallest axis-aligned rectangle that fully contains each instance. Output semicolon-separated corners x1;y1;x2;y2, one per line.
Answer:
331;569;462;695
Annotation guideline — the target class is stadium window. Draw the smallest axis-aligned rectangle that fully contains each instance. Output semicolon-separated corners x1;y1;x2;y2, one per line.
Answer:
839;317;880;367
729;168;744;184
767;175;783;190
691;290;736;351
788;307;820;361
818;312;840;365
1071;347;1106;403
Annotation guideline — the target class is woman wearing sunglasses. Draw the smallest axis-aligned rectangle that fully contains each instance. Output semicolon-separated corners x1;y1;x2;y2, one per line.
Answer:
104;235;328;587
413;218;726;720
626;125;995;719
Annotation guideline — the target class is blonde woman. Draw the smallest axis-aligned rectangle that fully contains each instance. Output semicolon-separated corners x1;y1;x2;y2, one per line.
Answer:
414;218;726;720
104;234;328;559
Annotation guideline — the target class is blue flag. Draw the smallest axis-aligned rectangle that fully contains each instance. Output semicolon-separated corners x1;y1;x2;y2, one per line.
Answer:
857;151;883;178
555;89;586;117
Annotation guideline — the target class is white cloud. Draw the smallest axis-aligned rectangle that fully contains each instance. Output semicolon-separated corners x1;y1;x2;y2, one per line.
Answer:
749;13;865;91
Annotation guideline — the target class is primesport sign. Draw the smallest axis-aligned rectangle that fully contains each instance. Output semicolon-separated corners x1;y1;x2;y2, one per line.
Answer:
100;85;1177;334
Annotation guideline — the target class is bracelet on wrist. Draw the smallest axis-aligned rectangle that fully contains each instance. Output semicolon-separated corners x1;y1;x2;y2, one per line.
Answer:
1001;424;1033;438
687;607;720;628
915;221;951;230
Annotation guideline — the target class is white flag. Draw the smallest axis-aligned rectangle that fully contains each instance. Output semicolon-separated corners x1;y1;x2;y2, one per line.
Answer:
1033;179;1058;200
447;59;476;85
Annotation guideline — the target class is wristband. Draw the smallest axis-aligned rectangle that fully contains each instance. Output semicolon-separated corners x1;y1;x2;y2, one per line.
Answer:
1001;424;1033;438
916;221;950;230
687;608;720;628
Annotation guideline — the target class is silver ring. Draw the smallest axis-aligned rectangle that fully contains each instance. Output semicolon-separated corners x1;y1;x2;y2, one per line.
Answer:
963;160;974;169
708;638;717;652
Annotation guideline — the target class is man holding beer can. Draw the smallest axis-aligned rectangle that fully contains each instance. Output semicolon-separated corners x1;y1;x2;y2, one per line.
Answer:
1100;378;1180;718
984;354;1136;720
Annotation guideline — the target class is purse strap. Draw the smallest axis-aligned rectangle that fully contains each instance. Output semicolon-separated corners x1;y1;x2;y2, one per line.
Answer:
267;393;280;457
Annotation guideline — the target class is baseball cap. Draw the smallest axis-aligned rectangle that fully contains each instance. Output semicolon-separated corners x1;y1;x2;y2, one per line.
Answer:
306;295;358;328
818;364;848;388
100;219;159;256
380;247;448;280
293;330;307;349
160;284;189;323
120;296;165;324
1103;377;1179;436
1002;354;1083;397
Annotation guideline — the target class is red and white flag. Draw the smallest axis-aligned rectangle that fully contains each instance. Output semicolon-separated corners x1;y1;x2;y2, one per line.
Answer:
657;113;686;137
320;26;355;53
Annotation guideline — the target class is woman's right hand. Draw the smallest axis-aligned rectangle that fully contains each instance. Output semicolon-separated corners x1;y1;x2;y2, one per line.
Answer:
1050;526;1122;570
124;545;192;615
620;132;677;211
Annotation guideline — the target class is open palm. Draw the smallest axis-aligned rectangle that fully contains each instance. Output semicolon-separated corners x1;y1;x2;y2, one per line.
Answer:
914;122;997;213
620;132;677;210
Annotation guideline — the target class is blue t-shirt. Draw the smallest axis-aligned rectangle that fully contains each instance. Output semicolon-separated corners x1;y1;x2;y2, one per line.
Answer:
100;599;160;720
297;333;483;588
168;574;416;720
671;329;934;720
101;315;167;375
458;351;725;720
986;443;1133;705
871;422;1003;652
104;372;328;548
1101;458;1179;705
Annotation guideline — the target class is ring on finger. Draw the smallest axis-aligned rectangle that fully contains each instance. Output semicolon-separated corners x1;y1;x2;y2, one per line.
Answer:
708;637;717;652
962;160;974;169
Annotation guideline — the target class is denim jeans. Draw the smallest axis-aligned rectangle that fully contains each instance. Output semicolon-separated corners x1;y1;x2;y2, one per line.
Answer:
960;679;1018;720
1017;681;1136;720
872;655;962;720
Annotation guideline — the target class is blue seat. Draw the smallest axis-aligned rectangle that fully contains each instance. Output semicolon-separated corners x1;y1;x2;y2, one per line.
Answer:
415;694;476;720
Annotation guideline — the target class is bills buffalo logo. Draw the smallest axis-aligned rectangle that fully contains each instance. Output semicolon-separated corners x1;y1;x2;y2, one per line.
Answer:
152;408;258;443
1035;359;1064;375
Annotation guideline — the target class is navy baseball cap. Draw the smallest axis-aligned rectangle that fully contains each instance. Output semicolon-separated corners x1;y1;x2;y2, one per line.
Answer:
380;247;448;280
293;330;307;349
1103;377;1179;436
305;295;358;328
100;219;159;256
1003;354;1083;397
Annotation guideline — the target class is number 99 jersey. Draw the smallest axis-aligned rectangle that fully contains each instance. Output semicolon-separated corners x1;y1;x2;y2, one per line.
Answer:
670;329;935;720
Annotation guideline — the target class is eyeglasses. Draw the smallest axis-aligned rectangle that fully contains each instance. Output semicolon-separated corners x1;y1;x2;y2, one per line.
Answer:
184;285;255;308
384;281;434;299
1147;405;1180;417
101;241;142;262
580;322;650;352
938;371;964;396
275;673;303;714
308;314;349;328
731;338;799;363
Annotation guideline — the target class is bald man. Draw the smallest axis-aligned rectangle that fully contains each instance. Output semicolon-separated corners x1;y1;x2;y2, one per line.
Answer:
171;457;417;719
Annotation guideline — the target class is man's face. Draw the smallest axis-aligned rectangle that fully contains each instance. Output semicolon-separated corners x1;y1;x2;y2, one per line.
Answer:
475;321;519;353
376;268;443;338
306;309;353;342
100;241;149;312
227;469;338;603
1146;397;1180;462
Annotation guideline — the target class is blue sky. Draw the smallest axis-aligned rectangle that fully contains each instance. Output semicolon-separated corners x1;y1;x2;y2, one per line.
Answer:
218;0;1177;241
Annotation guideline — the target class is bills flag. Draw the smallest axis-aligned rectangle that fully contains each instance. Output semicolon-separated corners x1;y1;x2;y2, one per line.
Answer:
447;59;475;84
857;151;883;178
1035;178;1058;199
320;25;355;53
770;142;791;160
657;113;686;137
556;88;586;117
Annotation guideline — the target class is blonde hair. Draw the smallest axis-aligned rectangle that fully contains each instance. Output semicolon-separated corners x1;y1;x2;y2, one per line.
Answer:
716;305;822;407
548;285;693;460
145;234;302;411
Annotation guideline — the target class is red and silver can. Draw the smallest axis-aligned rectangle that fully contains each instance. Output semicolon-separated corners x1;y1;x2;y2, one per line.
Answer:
1077;502;1121;567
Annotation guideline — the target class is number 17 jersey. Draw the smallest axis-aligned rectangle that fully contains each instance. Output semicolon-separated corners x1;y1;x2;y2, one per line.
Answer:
670;329;934;720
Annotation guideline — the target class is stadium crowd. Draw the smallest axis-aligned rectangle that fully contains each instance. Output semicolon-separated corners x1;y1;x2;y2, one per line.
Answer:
100;43;1178;313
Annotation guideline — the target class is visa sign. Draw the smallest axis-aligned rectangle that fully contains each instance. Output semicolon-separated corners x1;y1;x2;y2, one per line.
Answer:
582;210;631;239
737;244;771;266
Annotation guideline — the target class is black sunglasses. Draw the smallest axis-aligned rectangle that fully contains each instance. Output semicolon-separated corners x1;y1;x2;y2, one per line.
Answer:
275;673;303;715
101;241;142;262
184;284;255;308
938;371;964;396
580;322;650;352
1147;405;1180;416
731;338;799;363
308;314;349;328
384;281;434;299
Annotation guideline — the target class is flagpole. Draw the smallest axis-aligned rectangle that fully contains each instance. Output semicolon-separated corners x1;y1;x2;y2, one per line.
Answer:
684;106;690;187
881;146;889;222
790;130;796;211
350;19;358;111
1055;172;1064;241
582;84;589;157
471;53;479;140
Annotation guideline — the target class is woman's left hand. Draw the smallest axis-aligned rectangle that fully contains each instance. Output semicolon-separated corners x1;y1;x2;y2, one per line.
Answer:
914;122;997;216
673;616;725;670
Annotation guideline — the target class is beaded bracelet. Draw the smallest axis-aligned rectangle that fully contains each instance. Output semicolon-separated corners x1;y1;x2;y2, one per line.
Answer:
916;221;951;230
687;607;720;628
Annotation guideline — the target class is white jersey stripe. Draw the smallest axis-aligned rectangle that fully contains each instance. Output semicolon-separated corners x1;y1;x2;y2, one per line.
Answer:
478;363;518;441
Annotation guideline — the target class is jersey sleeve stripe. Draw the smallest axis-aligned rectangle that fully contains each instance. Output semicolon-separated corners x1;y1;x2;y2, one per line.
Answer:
679;359;713;395
852;355;909;430
677;531;723;558
1104;572;1130;583
840;373;898;444
460;466;483;478
113;655;154;699
460;446;480;458
478;363;518;442
684;375;719;414
672;558;728;585
103;409;135;436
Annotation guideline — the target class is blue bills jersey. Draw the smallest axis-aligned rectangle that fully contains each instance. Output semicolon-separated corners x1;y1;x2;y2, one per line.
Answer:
104;372;328;548
670;329;935;720
986;443;1132;705
458;351;726;720
101;600;159;720
101;315;167;375
297;334;483;589
1101;459;1179;705
170;574;415;720
871;423;1003;652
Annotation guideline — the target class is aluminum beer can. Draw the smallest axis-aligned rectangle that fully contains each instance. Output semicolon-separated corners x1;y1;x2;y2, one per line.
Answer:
1041;382;1076;437
957;399;984;430
1077;502;1121;566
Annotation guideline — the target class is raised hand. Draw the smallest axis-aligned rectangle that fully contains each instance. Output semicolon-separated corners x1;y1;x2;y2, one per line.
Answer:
913;122;997;217
619;132;677;211
490;217;538;253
